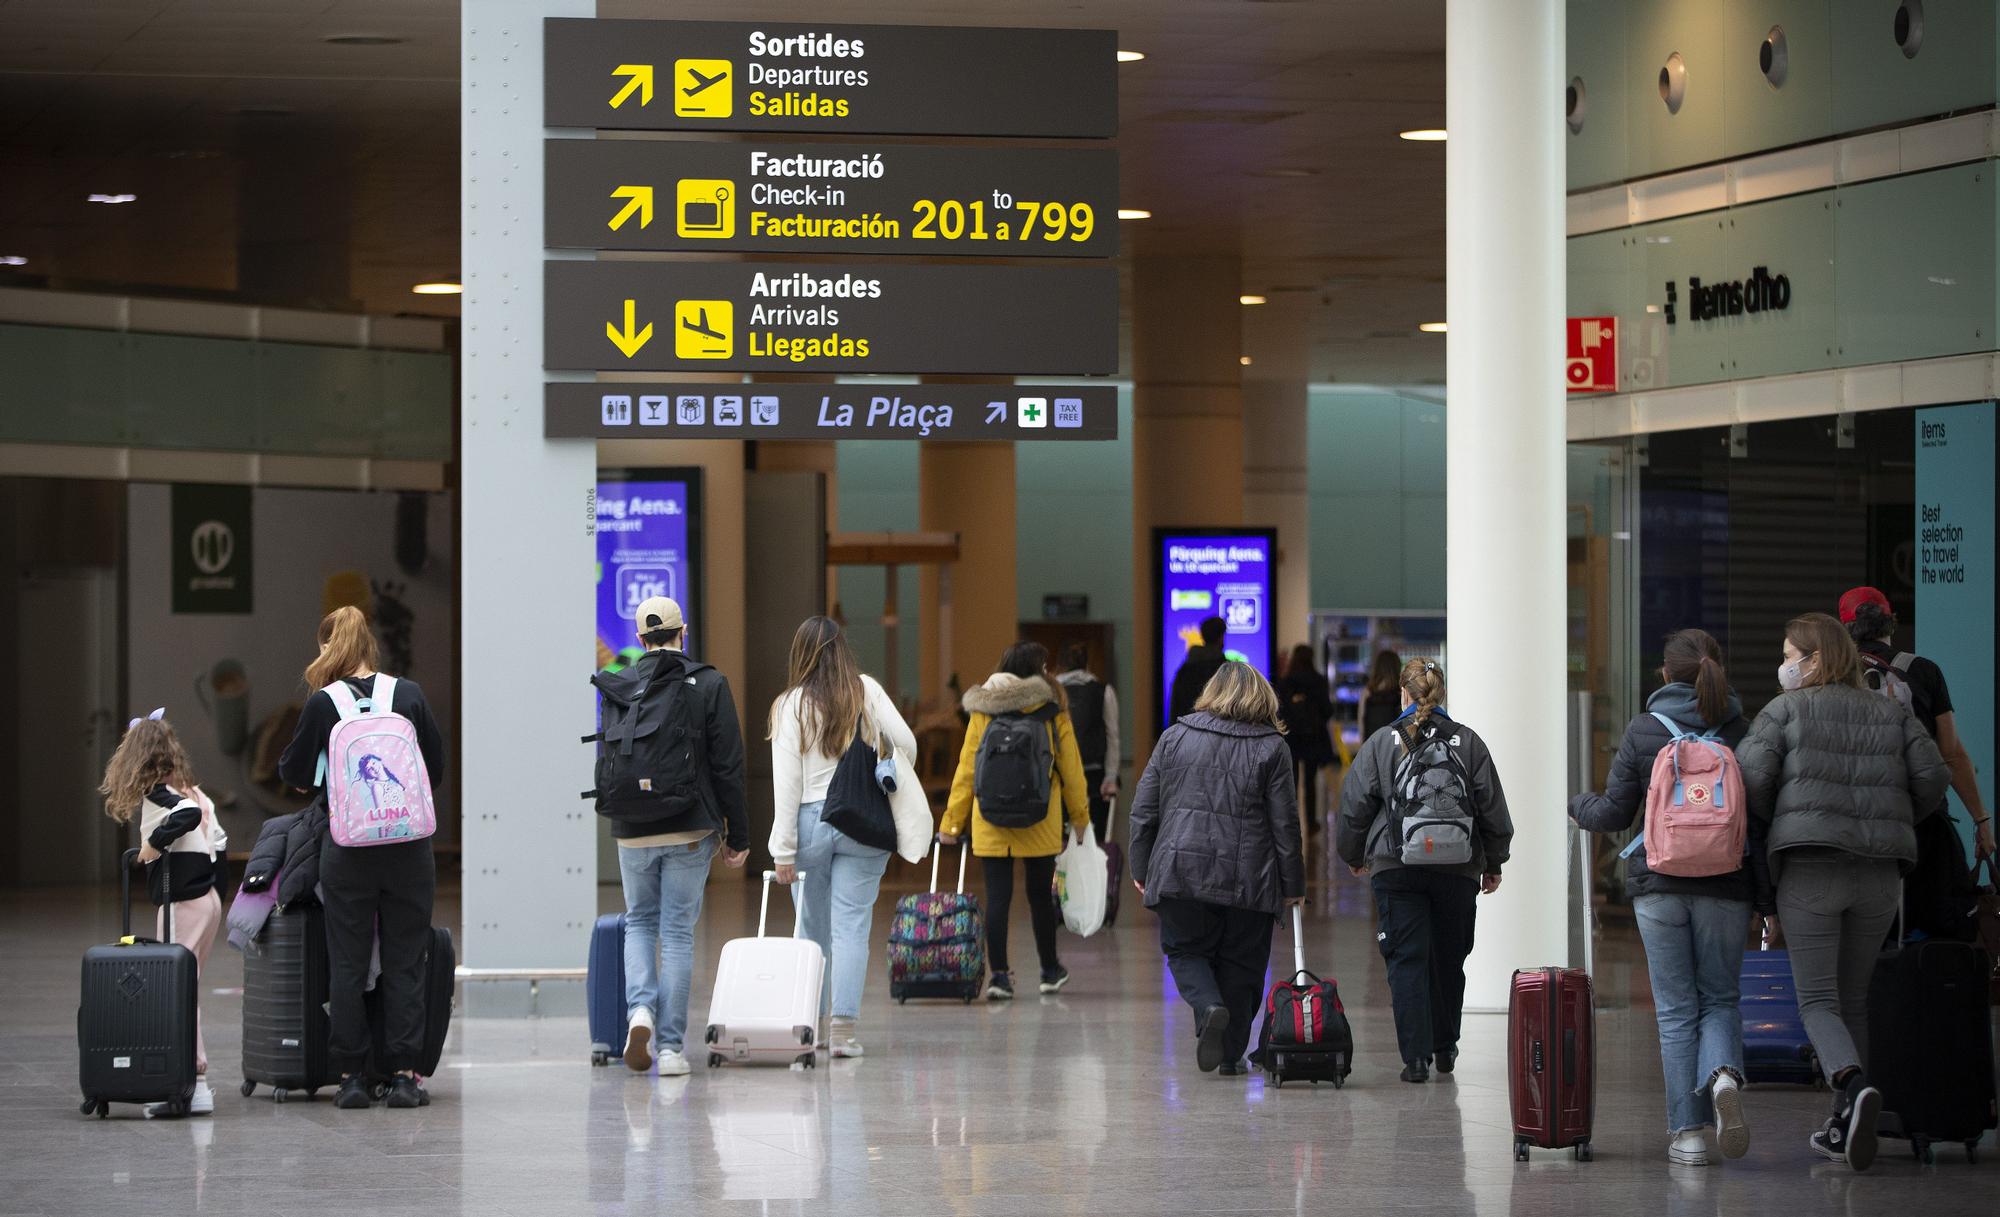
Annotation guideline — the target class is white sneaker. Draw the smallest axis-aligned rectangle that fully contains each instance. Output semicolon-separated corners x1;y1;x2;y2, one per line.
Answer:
624;1006;655;1073
1711;1071;1750;1160
1667;1129;1712;1166
658;1048;691;1077
144;1080;213;1119
832;1038;865;1059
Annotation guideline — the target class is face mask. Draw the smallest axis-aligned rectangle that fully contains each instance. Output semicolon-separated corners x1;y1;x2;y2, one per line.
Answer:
1777;659;1808;691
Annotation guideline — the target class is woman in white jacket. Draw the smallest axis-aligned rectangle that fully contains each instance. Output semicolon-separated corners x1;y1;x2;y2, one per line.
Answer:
768;616;916;1058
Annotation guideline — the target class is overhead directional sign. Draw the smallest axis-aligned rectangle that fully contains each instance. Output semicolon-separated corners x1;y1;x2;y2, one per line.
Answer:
545;140;1118;258
546;382;1118;440
545;19;1116;137
544;261;1117;375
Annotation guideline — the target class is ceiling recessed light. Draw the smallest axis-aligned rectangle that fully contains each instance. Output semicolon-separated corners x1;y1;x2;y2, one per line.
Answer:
411;281;462;295
1251;167;1321;178
1116;49;1145;62
86;193;137;204
1117;208;1152;220
0;256;26;267
1239;356;1253;366
324;34;406;46
1239;295;1267;306
1418;322;1448;333
1398;128;1448;142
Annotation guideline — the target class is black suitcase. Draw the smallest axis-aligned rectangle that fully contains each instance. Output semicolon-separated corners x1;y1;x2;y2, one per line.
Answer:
366;925;455;1081
1867;938;1998;1163
77;849;199;1117
239;905;335;1102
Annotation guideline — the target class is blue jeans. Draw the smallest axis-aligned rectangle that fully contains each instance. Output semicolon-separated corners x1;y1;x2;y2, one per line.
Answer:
791;799;890;1021
1634;892;1750;1132
619;835;719;1050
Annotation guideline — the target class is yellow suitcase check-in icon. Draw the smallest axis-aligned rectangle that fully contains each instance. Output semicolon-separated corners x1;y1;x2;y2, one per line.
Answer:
674;300;733;360
675;180;734;239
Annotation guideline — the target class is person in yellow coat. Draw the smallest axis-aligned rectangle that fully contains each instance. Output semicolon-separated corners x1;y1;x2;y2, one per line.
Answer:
939;641;1093;1000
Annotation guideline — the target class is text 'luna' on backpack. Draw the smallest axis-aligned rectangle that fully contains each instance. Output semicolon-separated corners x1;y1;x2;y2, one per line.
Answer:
1621;711;1746;878
1391;718;1475;865
973;706;1060;828
318;675;436;848
582;665;700;821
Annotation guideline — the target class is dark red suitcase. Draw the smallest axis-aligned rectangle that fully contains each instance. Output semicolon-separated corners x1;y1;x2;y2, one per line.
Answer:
1509;966;1595;1161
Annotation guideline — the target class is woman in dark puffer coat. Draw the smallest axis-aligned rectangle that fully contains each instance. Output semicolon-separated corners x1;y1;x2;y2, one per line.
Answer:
1738;612;1948;1173
1130;661;1305;1076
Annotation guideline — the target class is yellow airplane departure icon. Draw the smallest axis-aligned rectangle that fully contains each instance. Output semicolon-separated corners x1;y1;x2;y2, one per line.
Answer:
674;59;732;118
674;300;732;360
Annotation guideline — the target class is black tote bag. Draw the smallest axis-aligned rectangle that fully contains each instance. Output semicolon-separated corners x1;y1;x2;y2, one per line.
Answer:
822;723;897;851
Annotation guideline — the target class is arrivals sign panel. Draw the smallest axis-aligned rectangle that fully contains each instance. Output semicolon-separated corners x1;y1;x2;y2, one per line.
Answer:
543;261;1117;374
1152;529;1277;730
544;140;1118;258
544;19;1116;137
546;382;1117;441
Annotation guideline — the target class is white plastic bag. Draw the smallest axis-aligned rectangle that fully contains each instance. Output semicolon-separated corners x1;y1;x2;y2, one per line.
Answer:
1055;831;1109;937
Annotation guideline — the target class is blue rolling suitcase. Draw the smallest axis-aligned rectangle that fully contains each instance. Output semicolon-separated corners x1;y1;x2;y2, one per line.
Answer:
587;913;627;1066
1741;947;1818;1085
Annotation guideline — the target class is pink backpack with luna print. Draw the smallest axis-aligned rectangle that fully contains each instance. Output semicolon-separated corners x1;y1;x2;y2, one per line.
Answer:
317;674;436;847
1621;712;1745;878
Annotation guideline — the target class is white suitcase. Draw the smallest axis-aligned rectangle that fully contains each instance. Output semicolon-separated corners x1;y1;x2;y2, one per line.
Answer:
703;870;825;1068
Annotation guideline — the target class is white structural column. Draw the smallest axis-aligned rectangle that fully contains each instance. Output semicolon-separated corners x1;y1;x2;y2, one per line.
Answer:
1447;0;1569;1011
461;0;597;989
1243;298;1313;647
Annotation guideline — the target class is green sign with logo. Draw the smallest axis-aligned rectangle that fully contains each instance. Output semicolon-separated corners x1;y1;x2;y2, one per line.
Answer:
171;484;253;614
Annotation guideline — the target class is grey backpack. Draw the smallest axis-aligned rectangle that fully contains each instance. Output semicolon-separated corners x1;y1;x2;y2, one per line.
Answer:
1390;719;1475;866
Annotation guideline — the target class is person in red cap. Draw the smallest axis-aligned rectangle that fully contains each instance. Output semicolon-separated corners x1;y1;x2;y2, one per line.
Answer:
1838;587;1993;862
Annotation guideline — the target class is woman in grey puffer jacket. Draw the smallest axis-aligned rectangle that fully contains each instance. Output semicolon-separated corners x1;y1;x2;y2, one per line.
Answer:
1738;612;1949;1173
1131;661;1305;1076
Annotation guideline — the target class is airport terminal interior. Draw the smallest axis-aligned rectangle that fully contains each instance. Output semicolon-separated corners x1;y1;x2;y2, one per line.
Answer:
2;1;1997;1215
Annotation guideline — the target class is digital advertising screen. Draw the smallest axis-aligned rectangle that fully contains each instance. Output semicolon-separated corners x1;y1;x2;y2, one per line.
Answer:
595;468;702;671
1153;528;1278;730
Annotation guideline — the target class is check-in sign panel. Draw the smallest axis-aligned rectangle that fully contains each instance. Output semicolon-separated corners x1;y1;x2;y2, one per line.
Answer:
544;19;1116;137
545;140;1118;258
544;261;1117;375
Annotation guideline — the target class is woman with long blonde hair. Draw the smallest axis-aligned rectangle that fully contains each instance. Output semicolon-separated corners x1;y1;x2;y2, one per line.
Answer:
278;605;447;1110
1130;661;1305;1075
1336;657;1514;1083
768;615;916;1058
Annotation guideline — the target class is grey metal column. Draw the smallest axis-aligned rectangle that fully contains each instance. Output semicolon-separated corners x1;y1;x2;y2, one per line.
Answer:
461;0;596;1004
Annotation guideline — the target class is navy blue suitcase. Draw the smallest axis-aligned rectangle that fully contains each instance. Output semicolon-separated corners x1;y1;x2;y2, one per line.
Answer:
587;913;626;1065
1741;947;1818;1085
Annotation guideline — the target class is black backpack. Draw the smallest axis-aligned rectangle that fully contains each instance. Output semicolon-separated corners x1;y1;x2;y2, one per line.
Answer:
974;706;1059;827
1905;810;1978;941
1065;680;1108;771
583;664;702;824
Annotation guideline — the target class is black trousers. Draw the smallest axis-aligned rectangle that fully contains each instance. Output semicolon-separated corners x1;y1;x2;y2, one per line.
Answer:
1370;868;1478;1066
1293;758;1324;829
1084;766;1111;843
1156;897;1274;1065
982;854;1061;978
321;837;436;1075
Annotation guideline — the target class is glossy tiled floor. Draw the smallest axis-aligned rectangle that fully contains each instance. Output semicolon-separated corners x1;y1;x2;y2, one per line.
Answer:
3;850;1994;1217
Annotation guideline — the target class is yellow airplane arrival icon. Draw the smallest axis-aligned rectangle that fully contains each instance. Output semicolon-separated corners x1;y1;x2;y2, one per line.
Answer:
674;300;732;359
606;299;653;358
608;185;654;231
609;64;653;109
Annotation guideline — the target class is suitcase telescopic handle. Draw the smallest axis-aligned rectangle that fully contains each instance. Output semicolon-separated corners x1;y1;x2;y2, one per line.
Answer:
759;869;806;938
120;846;171;943
1291;903;1306;977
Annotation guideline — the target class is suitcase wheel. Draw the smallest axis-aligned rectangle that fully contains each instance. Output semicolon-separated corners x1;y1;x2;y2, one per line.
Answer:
795;1052;815;1070
272;1089;287;1104
1964;1141;1979;1164
708;1053;725;1069
1514;1139;1530;1162
1913;1138;1935;1165
239;1080;256;1098
797;1027;814;1047
79;1098;99;1117
1574;1141;1593;1162
704;1025;720;1045
591;1050;610;1067
1333;1074;1345;1090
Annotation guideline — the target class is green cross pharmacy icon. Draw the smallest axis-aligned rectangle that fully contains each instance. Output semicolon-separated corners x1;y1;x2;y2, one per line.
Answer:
1017;396;1048;428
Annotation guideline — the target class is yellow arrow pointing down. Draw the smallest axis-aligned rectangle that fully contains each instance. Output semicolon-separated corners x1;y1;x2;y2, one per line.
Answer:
610;64;653;109
606;299;653;358
608;185;654;231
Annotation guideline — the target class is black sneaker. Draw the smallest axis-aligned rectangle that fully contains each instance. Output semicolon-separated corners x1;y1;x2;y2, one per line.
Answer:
1218;1059;1249;1076
385;1075;430;1109
1038;967;1071;995
1195;1006;1231;1073
1434;1047;1458;1074
1809;1117;1845;1164
333;1076;372;1110
985;973;1015;1001
1837;1076;1882;1171
1400;1061;1431;1084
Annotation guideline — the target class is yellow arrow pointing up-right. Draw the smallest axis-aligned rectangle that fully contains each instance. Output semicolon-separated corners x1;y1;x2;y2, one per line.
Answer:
610;64;653;109
608;185;654;231
606;299;654;358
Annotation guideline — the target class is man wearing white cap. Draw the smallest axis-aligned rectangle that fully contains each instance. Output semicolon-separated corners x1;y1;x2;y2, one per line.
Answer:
595;595;749;1075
